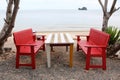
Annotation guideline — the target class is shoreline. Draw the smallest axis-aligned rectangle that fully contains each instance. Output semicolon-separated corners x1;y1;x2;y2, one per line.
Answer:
12;25;103;32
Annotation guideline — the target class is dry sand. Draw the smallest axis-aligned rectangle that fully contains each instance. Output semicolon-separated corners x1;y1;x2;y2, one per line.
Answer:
0;31;120;80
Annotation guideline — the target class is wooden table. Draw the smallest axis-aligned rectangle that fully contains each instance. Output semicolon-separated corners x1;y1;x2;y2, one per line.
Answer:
45;33;74;68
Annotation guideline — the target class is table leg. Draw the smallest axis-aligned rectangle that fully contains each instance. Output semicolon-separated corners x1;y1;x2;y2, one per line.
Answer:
70;44;73;67
46;44;51;68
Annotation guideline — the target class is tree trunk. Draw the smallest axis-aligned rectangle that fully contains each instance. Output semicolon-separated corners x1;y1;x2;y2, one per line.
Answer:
0;42;5;54
0;0;20;54
102;16;109;31
98;0;120;57
0;24;11;54
98;0;120;31
107;42;120;56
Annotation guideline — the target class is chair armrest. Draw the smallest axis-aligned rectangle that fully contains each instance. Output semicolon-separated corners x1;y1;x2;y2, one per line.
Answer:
33;34;36;41
37;34;46;37
76;35;89;37
76;35;89;41
85;44;106;48
16;43;38;53
36;35;46;41
16;43;37;46
84;44;106;55
33;32;46;41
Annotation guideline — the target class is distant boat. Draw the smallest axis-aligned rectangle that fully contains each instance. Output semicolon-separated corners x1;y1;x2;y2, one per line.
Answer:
78;7;87;10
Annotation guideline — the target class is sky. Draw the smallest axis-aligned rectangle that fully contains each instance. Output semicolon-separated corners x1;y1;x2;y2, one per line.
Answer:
0;0;120;10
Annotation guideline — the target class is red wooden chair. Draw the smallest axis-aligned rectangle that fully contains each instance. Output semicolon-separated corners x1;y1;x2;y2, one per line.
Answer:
76;28;110;70
13;28;45;69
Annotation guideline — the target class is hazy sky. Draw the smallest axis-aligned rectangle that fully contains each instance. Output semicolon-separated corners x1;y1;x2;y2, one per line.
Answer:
0;0;120;10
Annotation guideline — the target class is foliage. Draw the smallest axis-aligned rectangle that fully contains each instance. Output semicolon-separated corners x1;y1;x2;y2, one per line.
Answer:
105;26;120;45
98;0;120;31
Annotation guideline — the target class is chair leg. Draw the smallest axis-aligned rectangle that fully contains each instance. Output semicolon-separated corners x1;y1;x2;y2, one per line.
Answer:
51;46;54;52
43;44;45;51
86;55;90;70
102;55;106;70
16;54;20;69
31;54;35;69
77;44;79;51
66;46;68;52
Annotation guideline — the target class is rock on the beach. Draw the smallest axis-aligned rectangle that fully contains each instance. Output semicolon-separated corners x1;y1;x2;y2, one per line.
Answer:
115;50;120;59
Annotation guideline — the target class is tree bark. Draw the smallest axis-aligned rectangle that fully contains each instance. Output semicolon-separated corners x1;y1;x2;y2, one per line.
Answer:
0;0;20;54
102;13;110;31
107;42;120;56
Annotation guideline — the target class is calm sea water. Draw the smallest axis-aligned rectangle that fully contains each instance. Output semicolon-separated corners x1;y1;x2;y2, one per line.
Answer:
0;9;120;31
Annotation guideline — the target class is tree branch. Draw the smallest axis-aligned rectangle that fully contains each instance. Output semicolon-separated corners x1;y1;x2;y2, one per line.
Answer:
110;0;117;13
98;0;105;13
4;18;9;24
9;0;20;31
104;0;108;12
6;0;13;23
0;0;20;41
112;7;120;13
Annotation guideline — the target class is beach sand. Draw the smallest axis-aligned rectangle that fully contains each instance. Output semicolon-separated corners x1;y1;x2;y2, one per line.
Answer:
0;31;120;80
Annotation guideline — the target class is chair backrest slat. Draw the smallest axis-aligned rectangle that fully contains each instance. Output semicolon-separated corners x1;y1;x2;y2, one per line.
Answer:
13;28;33;45
89;28;110;46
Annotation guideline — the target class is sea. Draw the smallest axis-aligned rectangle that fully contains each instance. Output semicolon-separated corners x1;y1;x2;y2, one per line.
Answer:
0;9;120;32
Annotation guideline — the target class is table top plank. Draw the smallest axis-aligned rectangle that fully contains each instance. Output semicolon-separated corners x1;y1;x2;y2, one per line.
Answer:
45;33;74;44
45;33;53;44
54;33;58;43
60;33;66;43
65;33;74;43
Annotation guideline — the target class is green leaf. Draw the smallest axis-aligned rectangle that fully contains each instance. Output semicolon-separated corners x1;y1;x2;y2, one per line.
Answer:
105;26;120;45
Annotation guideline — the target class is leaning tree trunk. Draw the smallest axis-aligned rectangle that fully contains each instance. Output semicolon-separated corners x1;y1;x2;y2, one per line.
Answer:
0;0;20;54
